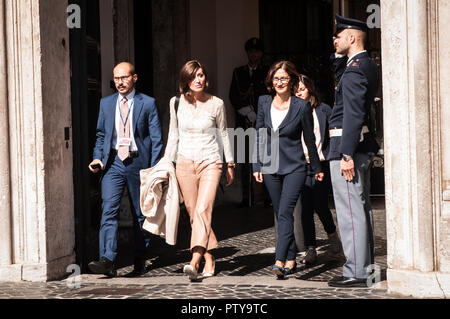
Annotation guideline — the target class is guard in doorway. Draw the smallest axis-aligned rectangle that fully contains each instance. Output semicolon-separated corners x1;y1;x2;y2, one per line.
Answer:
327;15;380;288
229;37;270;207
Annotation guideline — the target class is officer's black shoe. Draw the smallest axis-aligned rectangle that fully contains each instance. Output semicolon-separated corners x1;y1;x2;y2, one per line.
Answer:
327;276;367;288
88;257;115;277
123;258;147;277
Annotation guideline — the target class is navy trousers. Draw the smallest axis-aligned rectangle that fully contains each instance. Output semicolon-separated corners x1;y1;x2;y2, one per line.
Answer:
264;171;306;261
99;153;151;262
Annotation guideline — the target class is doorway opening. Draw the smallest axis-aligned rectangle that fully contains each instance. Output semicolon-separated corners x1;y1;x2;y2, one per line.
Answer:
259;0;335;105
260;0;383;195
70;0;384;273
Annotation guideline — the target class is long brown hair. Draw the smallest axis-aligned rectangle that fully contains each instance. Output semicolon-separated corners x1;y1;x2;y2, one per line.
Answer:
265;60;300;96
178;60;209;97
298;74;321;107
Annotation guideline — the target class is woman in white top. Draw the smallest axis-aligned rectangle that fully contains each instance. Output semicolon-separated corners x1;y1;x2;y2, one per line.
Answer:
164;60;235;281
252;61;323;279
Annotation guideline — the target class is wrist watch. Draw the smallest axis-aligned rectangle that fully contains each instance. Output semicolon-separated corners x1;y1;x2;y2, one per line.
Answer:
342;154;352;162
227;162;236;168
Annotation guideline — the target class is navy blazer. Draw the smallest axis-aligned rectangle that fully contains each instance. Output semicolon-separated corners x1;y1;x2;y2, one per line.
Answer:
252;95;322;175
93;91;163;168
328;51;380;159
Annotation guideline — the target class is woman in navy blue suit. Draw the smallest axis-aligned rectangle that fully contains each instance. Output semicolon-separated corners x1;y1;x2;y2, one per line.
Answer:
296;74;341;265
252;61;323;278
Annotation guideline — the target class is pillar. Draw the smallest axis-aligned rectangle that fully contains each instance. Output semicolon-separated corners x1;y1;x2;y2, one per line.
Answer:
381;0;450;297
0;0;75;282
0;0;12;268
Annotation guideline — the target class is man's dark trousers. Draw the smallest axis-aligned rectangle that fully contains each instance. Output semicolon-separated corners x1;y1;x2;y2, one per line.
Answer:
100;153;150;262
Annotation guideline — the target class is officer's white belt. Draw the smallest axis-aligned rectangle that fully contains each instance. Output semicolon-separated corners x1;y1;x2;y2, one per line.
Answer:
329;126;369;141
329;128;343;137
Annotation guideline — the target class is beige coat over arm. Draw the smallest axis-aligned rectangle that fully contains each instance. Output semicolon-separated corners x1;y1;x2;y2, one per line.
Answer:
140;157;183;245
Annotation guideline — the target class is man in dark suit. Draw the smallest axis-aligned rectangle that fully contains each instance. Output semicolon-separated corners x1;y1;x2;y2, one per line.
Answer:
229;37;269;207
327;15;380;288
88;62;163;277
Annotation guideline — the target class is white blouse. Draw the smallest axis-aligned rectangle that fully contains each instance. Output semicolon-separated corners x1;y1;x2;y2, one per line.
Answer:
301;108;326;162
270;105;289;131
164;95;234;163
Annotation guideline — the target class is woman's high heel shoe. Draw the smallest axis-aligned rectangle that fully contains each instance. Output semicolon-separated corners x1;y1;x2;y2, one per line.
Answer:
202;261;216;278
283;262;297;276
183;264;198;281
272;265;285;279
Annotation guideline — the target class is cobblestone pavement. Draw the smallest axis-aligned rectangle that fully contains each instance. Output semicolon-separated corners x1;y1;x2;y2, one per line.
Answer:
0;193;413;300
0;168;413;300
0;280;395;299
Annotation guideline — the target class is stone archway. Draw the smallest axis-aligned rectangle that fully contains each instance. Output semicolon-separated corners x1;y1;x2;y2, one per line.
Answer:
0;1;449;299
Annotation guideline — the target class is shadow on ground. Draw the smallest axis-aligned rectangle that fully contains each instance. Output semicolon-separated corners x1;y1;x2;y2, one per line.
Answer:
99;191;387;286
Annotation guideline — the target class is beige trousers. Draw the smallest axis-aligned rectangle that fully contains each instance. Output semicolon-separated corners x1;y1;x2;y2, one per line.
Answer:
176;155;223;251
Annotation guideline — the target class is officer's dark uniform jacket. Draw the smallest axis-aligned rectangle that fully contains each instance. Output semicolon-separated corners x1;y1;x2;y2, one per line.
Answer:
330;53;348;86
328;51;380;160
229;64;269;128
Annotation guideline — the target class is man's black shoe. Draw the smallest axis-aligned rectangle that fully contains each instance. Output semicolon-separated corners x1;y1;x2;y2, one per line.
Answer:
123;258;148;277
105;268;117;278
88;257;115;276
328;276;368;288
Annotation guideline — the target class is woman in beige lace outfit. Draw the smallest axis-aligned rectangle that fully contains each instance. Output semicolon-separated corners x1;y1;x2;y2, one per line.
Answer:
164;60;235;280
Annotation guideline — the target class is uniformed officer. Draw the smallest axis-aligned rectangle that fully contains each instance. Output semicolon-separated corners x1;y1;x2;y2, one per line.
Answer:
327;14;380;288
229;37;269;207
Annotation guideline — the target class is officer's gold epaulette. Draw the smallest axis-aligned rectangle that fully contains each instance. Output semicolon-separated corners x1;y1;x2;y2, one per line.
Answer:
350;59;361;67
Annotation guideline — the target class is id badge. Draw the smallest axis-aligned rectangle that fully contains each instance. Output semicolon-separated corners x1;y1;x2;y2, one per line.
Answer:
119;137;131;146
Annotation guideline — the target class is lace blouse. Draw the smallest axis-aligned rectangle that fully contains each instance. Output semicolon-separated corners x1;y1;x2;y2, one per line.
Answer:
164;95;234;163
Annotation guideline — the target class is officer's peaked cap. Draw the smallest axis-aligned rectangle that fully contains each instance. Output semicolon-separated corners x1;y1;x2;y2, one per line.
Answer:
335;14;368;35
